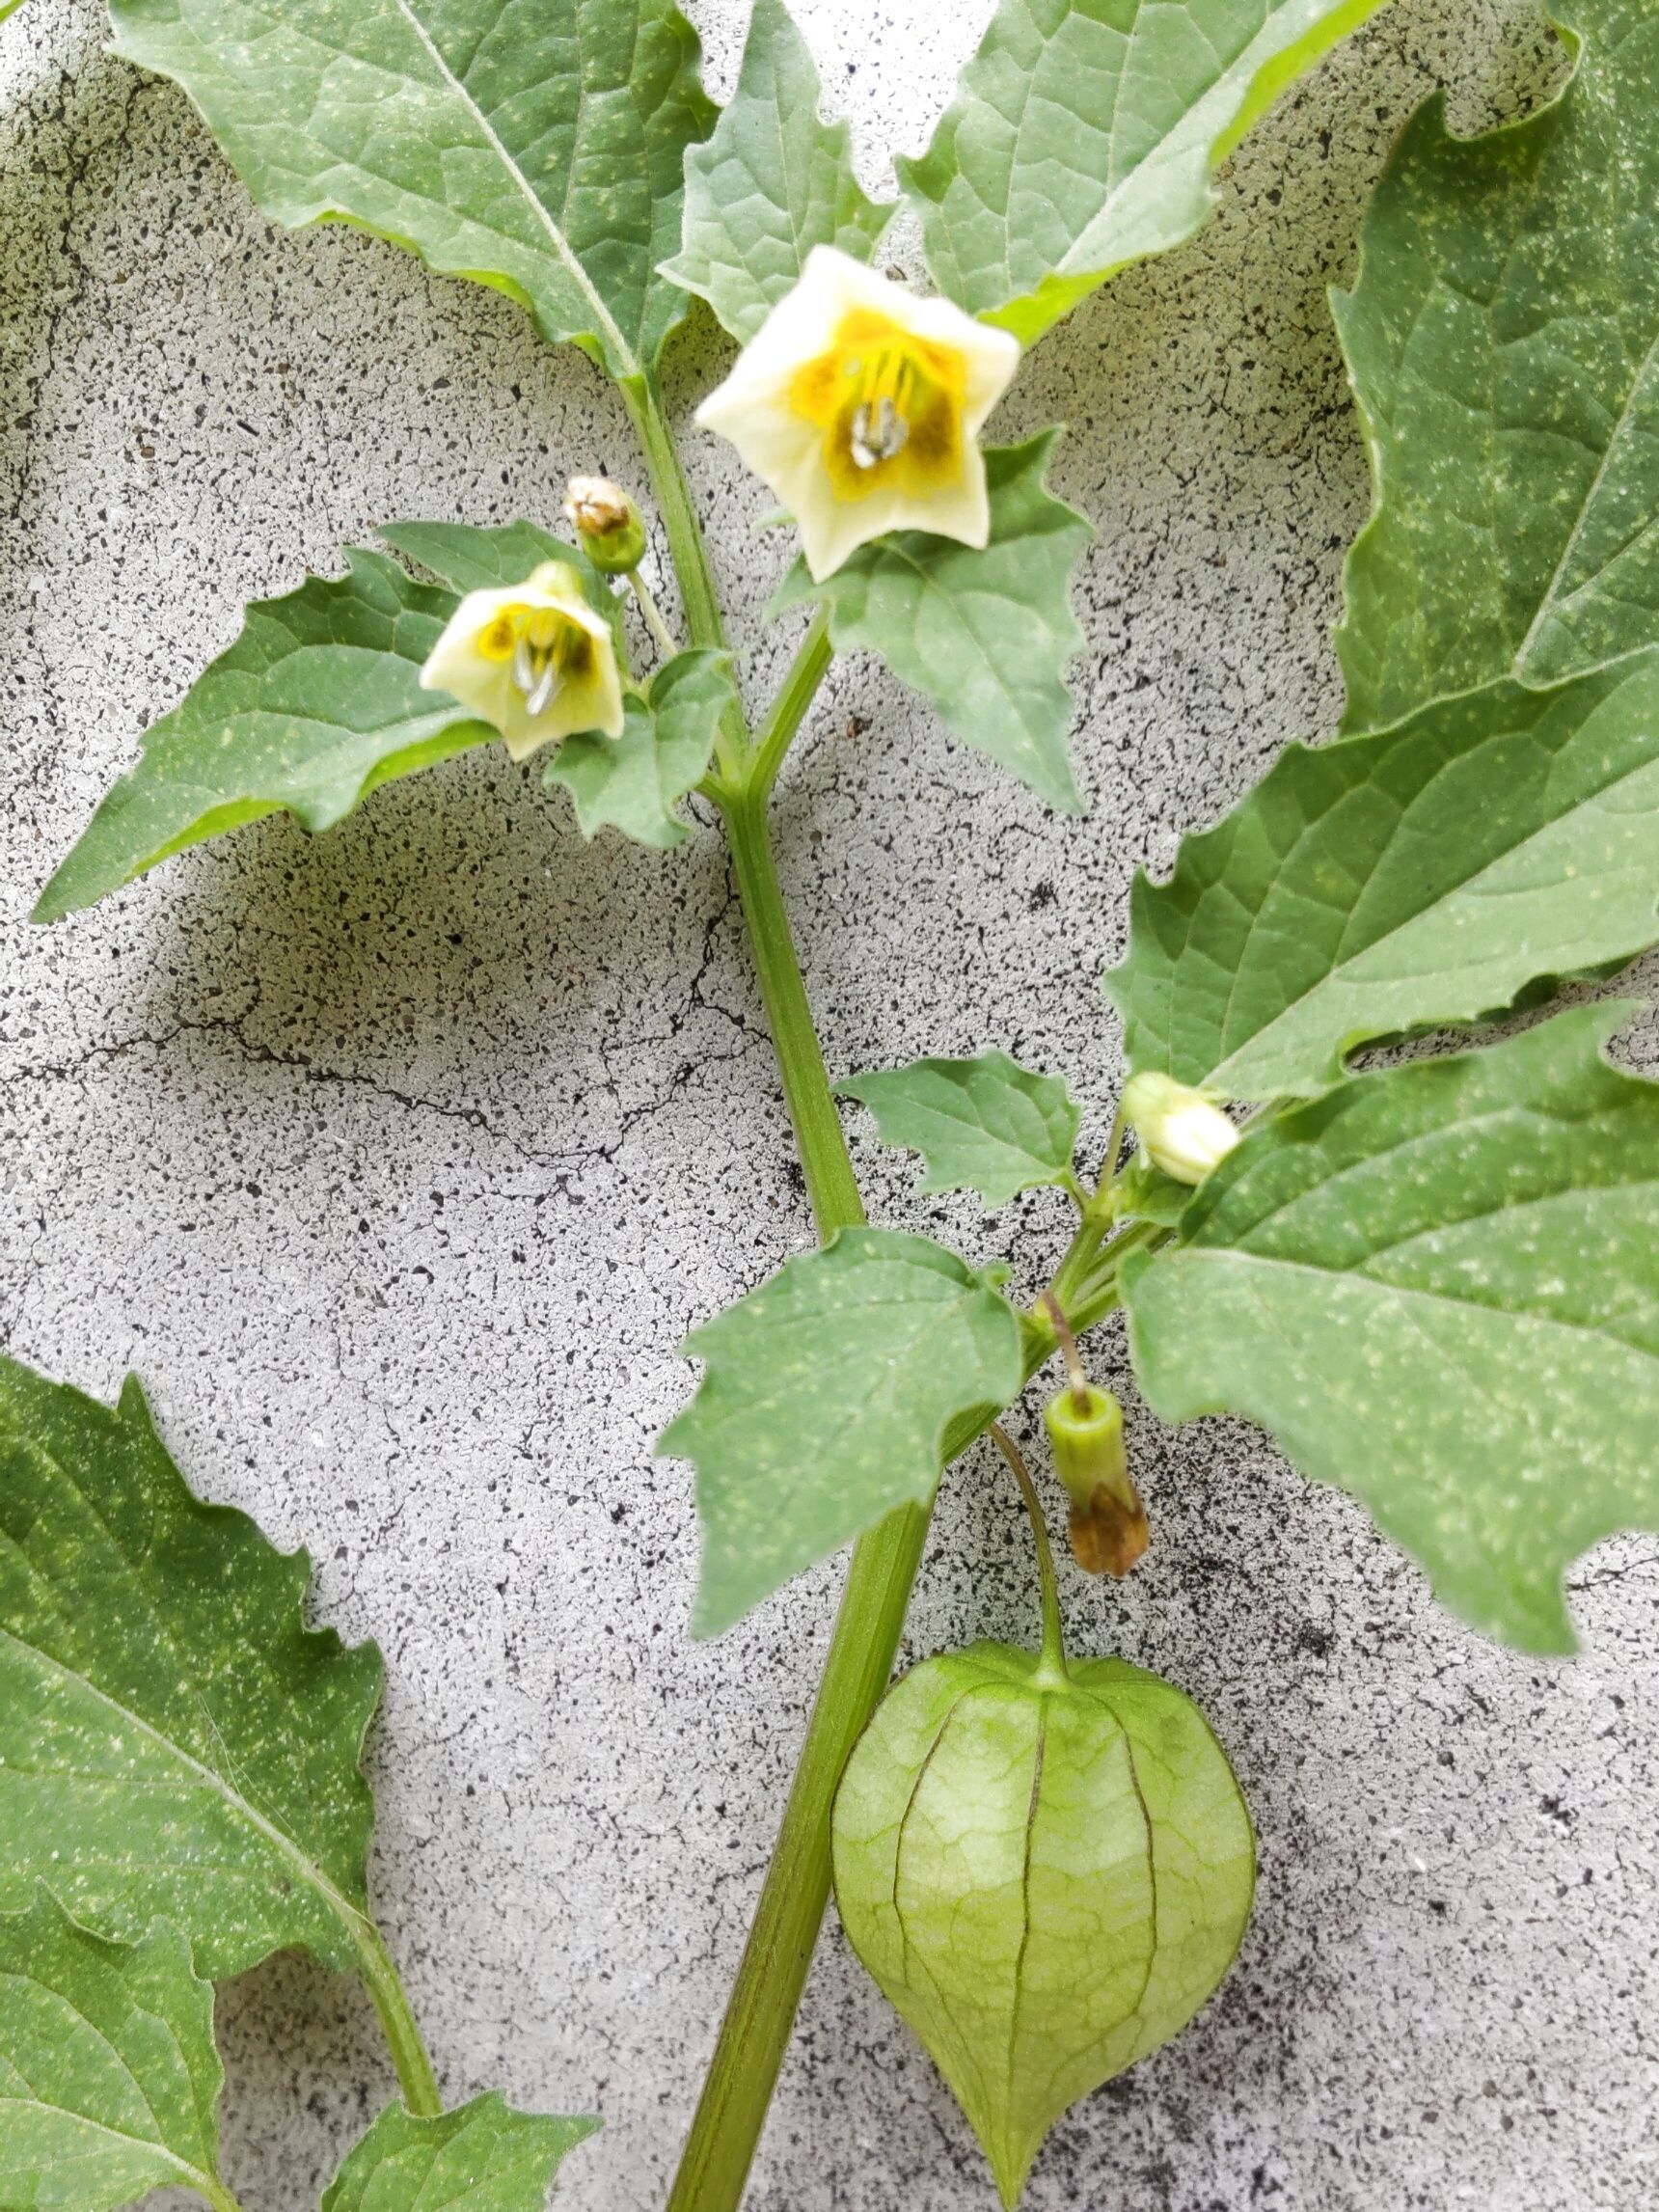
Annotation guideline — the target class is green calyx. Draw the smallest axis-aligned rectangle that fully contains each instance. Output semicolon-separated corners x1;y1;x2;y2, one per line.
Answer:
832;1644;1255;2204
1043;1381;1125;1508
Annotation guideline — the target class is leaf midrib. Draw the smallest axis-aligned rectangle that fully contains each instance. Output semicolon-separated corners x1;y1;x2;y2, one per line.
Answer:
0;2089;215;2198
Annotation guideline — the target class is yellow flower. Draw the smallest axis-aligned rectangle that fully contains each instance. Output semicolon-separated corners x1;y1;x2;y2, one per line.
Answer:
420;561;624;761
696;246;1021;582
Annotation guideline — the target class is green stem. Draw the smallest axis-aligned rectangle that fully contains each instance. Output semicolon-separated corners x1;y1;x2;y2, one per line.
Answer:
990;1423;1068;1680
629;568;681;662
748;609;833;801
355;1922;443;2116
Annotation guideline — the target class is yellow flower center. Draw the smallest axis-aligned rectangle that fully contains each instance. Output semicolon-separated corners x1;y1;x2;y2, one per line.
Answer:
789;309;967;505
475;601;595;718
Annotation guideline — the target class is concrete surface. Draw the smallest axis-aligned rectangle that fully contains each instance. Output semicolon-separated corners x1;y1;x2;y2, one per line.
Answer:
4;1;1657;2206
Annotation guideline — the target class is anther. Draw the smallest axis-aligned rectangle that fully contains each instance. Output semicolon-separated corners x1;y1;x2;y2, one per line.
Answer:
524;660;562;718
513;637;537;695
850;396;909;470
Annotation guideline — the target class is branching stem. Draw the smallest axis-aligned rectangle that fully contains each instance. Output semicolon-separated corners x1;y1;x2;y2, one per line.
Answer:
991;1423;1068;1681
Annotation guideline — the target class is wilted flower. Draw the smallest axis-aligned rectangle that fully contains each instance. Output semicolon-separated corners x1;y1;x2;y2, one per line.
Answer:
421;561;624;761
696;246;1020;582
1121;1072;1240;1186
564;476;648;574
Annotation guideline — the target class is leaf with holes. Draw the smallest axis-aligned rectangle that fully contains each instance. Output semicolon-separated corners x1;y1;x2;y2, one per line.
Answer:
898;0;1388;345
661;0;890;343
1108;650;1659;1097
661;1229;1025;1635
105;0;717;382
838;1051;1081;1208
323;2095;598;2212
773;436;1091;810
0;1894;230;2212
0;1358;384;1980
1335;0;1659;730
546;647;736;847
833;1644;1254;2206
1124;1004;1659;1653
32;552;489;923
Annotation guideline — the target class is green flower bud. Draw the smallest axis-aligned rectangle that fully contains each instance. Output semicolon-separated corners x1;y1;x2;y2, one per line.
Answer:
563;475;648;573
1120;1071;1239;1185
1044;1382;1148;1575
834;1644;1254;2205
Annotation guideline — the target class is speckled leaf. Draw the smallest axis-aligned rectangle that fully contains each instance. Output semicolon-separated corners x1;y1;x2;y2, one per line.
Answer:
0;1897;228;2212
772;436;1091;810
545;647;735;847
1124;1004;1659;1653
661;0;890;343
323;2094;598;2212
33;552;488;924
1335;0;1659;731
833;1644;1254;2206
661;1228;1025;1636
0;1359;383;1980
104;0;717;382
1108;650;1659;1097
897;0;1387;344
838;1051;1081;1208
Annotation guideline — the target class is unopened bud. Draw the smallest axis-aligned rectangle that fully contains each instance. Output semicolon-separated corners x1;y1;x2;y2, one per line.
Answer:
564;476;647;573
1120;1071;1239;1186
1044;1382;1149;1577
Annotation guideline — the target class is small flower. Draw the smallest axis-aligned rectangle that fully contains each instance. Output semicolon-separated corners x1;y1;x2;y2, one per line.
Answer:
695;246;1020;582
1121;1073;1240;1187
564;476;648;574
421;561;624;762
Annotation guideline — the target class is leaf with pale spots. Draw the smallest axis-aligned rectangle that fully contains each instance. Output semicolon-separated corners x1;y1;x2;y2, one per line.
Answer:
1107;650;1659;1098
898;0;1388;345
661;0;891;343
546;647;736;848
0;1358;383;1979
104;0;716;382
1124;1005;1659;1653
323;2095;598;2212
838;1051;1081;1208
661;1229;1025;1635
33;553;490;923
772;436;1091;811
0;1896;230;2212
1335;0;1659;733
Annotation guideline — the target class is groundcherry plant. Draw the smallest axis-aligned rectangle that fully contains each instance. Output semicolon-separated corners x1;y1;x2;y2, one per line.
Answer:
9;0;1659;2206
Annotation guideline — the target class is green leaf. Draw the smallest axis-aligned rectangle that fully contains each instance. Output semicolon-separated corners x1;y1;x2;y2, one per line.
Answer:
0;1894;228;2212
105;0;717;382
1108;649;1659;1097
0;1359;383;1979
661;1228;1025;1636
837;1051;1081;1208
379;518;619;627
833;1644;1254;2206
1335;0;1659;733
661;0;890;344
33;551;488;924
323;2094;598;2212
545;647;735;848
773;436;1091;810
1124;1003;1659;1654
897;0;1387;345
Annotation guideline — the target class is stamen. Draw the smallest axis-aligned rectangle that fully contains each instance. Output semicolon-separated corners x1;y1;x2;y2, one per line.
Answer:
525;661;563;718
513;637;537;694
850;395;909;470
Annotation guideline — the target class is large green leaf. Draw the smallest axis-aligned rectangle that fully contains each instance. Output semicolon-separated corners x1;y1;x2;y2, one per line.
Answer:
105;0;717;382
1336;0;1659;733
1108;649;1659;1096
833;1646;1253;2206
32;552;488;924
378;519;620;633
0;1895;227;2212
0;1360;383;1980
545;647;736;847
773;436;1091;811
897;0;1387;345
1124;1004;1659;1654
837;1051;1081;1208
661;1229;1025;1636
323;2095;597;2212
660;0;890;344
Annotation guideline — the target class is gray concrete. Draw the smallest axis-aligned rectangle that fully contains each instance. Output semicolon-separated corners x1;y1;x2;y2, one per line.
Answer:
3;1;1656;2205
